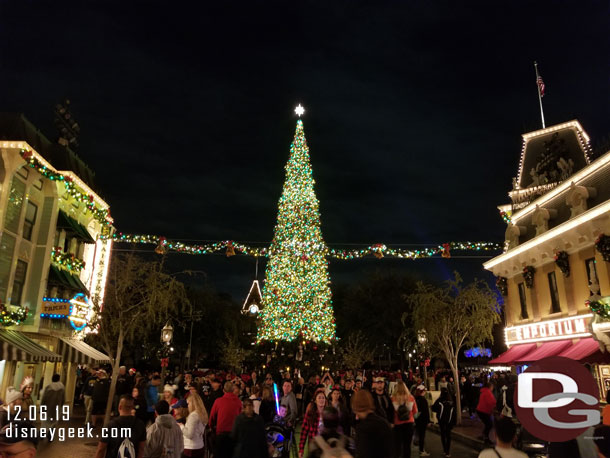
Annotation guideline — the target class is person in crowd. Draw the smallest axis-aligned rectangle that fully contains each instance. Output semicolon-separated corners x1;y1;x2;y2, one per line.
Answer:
81;367;98;425
341;377;355;412
294;377;306;417
299;388;328;458
321;372;334;396
249;385;262;415
91;370;110;427
432;388;457;458
231;398;268;458
308;406;356;458
162;385;179;417
476;381;497;445
172;399;189;429
259;386;276;424
391;381;417;458
249;371;258;388
280;380;298;428
209;381;242;458
414;385;430;457
41;374;65;429
603;389;610;426
205;376;223;413
132;386;150;425
0;388;23;428
146;375;162;425
143;400;184;458
328;387;350;434
20;377;34;417
478;416;527;458
372;377;394;423
95;395;146;458
0;420;38;458
264;373;274;388
114;366;133;416
183;392;207;458
351;389;394;458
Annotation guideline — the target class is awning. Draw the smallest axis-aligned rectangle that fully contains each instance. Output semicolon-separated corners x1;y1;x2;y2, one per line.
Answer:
57;211;95;243
0;330;61;362
488;343;537;365
57;338;110;365
558;338;603;361
514;340;573;363
48;265;89;295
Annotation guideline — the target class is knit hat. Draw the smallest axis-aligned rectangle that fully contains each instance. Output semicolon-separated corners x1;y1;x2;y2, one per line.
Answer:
417;384;426;391
351;389;374;413
5;387;23;405
163;384;177;395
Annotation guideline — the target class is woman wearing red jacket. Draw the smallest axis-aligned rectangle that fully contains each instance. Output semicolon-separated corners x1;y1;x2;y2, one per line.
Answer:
476;381;496;444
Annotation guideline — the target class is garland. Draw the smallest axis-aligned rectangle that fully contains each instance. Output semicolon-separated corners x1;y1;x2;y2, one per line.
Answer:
51;247;85;274
500;210;512;224
20;149;111;227
595;234;610;262
523;266;536;288
586;297;610;320
0;303;29;327
495;276;508;296
107;233;501;260
554;251;570;277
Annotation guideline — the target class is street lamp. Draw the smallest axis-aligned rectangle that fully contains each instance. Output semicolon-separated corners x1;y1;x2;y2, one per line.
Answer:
408;352;412;369
161;322;173;345
417;329;427;346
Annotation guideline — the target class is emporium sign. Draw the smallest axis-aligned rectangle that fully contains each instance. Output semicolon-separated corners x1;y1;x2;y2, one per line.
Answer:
506;314;593;346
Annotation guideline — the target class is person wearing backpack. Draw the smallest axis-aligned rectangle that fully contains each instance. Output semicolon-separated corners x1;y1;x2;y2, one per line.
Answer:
432;388;457;458
308;406;355;458
143;400;184;458
95;395;147;458
391;381;417;458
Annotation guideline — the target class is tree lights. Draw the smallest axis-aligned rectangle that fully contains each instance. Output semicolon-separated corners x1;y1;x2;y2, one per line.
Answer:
256;119;336;343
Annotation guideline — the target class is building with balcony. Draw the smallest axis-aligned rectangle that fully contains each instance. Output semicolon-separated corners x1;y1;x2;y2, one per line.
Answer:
0;113;111;408
484;120;610;397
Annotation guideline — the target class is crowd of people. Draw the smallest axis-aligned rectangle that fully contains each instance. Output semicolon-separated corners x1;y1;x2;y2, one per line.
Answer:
1;366;610;457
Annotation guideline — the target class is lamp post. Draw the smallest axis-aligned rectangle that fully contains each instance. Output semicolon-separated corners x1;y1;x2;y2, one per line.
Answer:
417;329;428;388
160;322;173;384
408;352;412;370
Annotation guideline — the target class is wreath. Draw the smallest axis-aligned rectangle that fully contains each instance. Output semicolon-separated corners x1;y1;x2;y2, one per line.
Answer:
523;266;536;288
595;234;610;262
554;251;570;277
495;276;508;296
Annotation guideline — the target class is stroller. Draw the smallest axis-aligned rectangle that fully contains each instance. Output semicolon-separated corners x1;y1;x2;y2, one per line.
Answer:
265;420;296;458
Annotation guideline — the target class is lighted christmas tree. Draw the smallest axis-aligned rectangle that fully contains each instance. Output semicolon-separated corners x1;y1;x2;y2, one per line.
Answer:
257;112;336;343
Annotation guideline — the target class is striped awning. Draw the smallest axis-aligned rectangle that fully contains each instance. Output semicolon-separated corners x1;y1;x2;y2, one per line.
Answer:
0;330;62;362
57;338;110;365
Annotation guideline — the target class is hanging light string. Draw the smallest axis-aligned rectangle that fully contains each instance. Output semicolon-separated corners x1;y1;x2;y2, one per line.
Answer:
104;233;500;260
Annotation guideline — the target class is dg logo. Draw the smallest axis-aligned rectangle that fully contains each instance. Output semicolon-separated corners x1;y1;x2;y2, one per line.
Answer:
514;356;600;442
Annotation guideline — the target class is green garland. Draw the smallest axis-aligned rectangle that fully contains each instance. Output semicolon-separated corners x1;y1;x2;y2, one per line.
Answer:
51;247;85;274
0;303;29;327
20;149;111;227
587;297;610;320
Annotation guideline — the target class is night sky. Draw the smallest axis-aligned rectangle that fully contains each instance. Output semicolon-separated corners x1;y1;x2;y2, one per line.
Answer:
1;1;608;297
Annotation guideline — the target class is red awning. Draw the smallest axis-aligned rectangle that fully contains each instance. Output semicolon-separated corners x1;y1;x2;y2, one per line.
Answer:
558;338;602;361
488;343;537;365
514;340;572;363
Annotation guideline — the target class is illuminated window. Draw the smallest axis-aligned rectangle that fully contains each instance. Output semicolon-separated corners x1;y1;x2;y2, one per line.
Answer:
585;258;598;296
518;282;529;319
23;202;37;241
11;260;28;306
548;271;561;313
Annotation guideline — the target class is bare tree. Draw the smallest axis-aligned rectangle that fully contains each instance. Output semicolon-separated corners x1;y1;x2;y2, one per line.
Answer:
89;254;189;425
340;331;375;371
404;272;500;424
219;333;250;372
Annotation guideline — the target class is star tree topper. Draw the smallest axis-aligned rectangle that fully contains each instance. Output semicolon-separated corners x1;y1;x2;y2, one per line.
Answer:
294;104;305;117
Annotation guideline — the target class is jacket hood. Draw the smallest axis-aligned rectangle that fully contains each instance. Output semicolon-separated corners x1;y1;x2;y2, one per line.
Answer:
156;414;175;428
47;381;64;391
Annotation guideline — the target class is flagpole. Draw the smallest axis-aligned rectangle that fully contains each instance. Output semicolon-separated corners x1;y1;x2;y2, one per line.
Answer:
534;61;546;128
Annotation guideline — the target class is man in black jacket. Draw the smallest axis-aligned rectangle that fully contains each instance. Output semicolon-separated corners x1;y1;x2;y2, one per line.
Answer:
351;389;395;458
371;377;394;423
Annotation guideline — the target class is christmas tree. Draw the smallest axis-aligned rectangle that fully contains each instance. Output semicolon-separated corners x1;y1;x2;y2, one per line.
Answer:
257;117;336;343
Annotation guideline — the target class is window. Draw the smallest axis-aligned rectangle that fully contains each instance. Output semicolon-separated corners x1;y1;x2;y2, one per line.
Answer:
586;258;599;295
16;167;29;179
4;177;25;234
548;271;561;313
22;202;37;241
33;178;43;190
518;282;529;319
11;260;28;306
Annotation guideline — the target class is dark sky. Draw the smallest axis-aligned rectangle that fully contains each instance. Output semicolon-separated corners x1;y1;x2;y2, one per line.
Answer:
1;0;608;297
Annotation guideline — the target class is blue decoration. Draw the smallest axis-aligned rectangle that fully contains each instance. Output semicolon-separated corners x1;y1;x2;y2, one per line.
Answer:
464;347;492;358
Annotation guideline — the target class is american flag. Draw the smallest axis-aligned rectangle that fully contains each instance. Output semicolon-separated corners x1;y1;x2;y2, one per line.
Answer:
537;74;545;97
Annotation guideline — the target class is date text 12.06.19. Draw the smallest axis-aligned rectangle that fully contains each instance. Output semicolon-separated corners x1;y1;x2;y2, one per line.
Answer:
8;405;70;422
